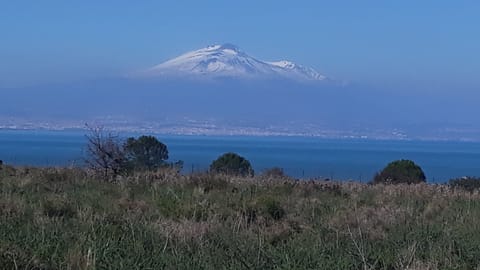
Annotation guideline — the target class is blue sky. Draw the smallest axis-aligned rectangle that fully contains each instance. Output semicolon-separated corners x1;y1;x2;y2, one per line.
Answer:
1;1;479;89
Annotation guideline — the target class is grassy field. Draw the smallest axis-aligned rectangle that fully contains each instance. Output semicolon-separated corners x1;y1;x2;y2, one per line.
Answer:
1;166;480;269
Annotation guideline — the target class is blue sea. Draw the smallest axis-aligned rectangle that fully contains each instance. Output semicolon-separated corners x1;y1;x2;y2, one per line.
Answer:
1;129;480;182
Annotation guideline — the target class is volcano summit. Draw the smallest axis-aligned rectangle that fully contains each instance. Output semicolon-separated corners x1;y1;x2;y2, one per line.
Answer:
139;44;327;82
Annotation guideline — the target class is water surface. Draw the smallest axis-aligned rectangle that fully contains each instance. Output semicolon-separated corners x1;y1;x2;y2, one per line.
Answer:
1;129;479;182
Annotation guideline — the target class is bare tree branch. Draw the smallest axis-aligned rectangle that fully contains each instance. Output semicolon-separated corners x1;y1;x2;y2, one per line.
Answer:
84;124;127;181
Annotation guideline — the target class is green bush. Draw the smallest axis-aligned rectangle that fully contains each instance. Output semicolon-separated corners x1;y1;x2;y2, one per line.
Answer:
449;176;480;192
373;159;426;184
124;135;169;171
209;152;254;177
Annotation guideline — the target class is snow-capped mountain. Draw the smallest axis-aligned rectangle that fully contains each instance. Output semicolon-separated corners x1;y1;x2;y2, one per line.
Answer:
140;43;326;81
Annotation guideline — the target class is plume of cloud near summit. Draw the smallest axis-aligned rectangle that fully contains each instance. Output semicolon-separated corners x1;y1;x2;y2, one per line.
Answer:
132;43;327;82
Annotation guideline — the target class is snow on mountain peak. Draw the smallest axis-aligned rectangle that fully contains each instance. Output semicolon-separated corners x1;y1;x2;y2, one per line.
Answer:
217;43;240;52
269;60;296;69
201;43;240;54
141;44;326;81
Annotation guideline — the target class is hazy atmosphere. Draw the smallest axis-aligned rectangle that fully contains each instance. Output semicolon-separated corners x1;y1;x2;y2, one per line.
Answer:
4;2;480;269
0;1;480;140
2;2;480;140
2;1;480;87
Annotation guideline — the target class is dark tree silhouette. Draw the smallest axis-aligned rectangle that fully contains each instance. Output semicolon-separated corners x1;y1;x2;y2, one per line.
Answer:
124;135;169;170
373;159;426;184
210;152;254;177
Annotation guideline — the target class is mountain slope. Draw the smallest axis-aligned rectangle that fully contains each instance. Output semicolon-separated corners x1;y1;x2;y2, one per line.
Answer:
139;43;326;81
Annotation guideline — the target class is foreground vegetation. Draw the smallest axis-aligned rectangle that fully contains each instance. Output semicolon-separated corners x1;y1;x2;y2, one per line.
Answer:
1;166;480;269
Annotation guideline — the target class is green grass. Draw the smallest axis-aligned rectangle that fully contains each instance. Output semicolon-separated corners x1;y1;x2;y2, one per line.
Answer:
1;166;480;269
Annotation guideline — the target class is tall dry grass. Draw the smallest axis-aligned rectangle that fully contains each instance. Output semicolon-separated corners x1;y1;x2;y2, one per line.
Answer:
1;166;480;269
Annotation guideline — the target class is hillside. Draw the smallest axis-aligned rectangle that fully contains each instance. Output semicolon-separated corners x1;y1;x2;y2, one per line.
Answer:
1;166;480;269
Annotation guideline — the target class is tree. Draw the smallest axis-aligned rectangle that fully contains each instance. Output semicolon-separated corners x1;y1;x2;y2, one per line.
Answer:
210;152;254;177
85;126;127;181
373;159;426;184
124;135;169;170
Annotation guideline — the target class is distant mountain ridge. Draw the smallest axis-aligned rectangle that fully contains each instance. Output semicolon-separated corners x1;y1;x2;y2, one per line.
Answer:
2;43;477;141
138;43;327;81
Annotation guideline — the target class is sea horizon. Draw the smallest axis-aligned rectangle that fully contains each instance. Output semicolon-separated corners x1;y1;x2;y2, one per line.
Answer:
2;129;480;183
2;127;480;143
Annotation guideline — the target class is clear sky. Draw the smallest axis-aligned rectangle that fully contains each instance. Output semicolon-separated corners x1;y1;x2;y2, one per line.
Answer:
1;1;480;89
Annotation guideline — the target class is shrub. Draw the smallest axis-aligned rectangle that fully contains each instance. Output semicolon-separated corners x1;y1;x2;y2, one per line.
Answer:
85;125;127;181
373;159;426;184
124;135;169;171
85;127;175;179
209;152;254;177
449;176;480;192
